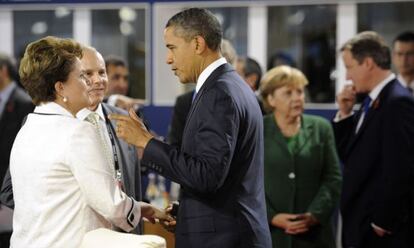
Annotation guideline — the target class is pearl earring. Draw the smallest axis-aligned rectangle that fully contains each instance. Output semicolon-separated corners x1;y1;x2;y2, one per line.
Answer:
63;96;68;103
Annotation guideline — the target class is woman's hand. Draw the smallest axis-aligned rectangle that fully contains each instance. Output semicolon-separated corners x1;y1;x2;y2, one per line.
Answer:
140;202;174;224
160;203;177;233
271;212;319;235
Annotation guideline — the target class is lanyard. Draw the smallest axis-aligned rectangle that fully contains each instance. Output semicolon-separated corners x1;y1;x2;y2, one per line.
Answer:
101;107;121;180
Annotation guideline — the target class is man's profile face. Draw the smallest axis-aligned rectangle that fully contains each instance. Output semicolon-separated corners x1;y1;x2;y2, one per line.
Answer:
81;50;108;109
107;64;129;96
235;60;257;91
164;26;197;84
342;49;370;93
393;41;414;76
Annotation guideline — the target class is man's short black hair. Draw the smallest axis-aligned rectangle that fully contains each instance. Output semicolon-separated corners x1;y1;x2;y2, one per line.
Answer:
0;53;19;83
104;55;127;71
240;57;262;90
166;8;223;51
393;31;414;44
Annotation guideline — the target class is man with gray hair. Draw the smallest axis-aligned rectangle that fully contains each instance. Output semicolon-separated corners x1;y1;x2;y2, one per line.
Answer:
111;8;272;248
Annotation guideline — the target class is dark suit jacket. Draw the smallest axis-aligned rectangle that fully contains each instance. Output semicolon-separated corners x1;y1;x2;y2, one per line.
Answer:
0;103;142;234
102;104;141;200
333;79;414;248
102;103;142;234
0;86;34;188
167;90;194;148
265;114;342;248
142;63;272;248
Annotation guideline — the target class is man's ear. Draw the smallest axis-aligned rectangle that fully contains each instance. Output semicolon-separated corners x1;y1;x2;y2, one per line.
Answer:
363;57;375;70
0;65;8;79
245;74;259;91
194;35;207;55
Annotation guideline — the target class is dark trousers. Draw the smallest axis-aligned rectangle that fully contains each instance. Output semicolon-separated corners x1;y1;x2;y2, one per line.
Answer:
0;231;11;248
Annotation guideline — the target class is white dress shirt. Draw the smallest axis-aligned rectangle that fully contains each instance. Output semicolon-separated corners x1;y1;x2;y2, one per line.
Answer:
195;57;227;94
397;74;414;93
10;102;141;248
355;73;395;132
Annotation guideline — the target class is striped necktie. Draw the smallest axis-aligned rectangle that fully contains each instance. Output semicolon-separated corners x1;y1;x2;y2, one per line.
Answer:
85;112;115;175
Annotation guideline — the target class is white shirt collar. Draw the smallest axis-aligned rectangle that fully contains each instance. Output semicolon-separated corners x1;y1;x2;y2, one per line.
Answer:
397;74;414;90
195;57;227;93
35;102;74;118
76;103;105;121
368;73;396;103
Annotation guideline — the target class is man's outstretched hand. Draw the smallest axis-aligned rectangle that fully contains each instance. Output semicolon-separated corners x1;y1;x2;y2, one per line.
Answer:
109;108;154;149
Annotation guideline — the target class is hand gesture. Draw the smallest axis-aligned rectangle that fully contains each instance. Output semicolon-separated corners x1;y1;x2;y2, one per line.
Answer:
160;203;177;233
115;95;145;111
140;202;174;224
109;108;154;148
336;84;356;118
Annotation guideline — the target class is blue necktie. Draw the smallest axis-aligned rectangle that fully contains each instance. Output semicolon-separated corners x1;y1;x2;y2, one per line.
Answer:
362;96;372;115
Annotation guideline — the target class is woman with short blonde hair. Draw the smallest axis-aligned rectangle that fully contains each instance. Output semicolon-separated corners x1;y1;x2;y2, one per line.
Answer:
261;65;342;248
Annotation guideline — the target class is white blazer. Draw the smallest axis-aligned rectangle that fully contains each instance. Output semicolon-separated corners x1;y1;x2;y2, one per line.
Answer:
10;102;141;248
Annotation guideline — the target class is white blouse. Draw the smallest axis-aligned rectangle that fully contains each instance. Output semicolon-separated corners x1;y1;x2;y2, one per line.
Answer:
10;102;141;248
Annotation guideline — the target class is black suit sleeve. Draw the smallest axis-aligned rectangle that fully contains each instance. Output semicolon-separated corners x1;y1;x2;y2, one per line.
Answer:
373;97;414;231
0;169;14;209
332;115;355;162
142;89;239;194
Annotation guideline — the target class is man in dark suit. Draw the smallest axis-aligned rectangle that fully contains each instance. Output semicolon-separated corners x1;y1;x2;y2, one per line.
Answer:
334;31;414;248
167;39;237;149
0;54;34;247
0;54;34;192
111;8;272;248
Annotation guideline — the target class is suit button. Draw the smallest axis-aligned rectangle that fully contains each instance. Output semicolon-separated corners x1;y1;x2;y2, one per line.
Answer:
288;172;295;179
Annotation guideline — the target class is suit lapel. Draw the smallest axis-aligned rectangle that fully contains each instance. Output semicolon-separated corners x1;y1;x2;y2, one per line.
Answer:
272;116;314;156
269;117;291;157
296;117;314;155
182;63;234;137
346;80;393;154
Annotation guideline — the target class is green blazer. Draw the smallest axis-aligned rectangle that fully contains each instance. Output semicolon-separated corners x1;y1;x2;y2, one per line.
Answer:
264;114;342;248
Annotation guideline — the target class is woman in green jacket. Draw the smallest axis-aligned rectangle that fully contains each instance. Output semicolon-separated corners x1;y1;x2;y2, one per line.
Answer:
260;65;342;248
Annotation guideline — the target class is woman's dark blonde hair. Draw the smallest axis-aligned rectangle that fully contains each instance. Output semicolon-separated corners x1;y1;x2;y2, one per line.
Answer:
260;65;308;112
19;36;83;105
